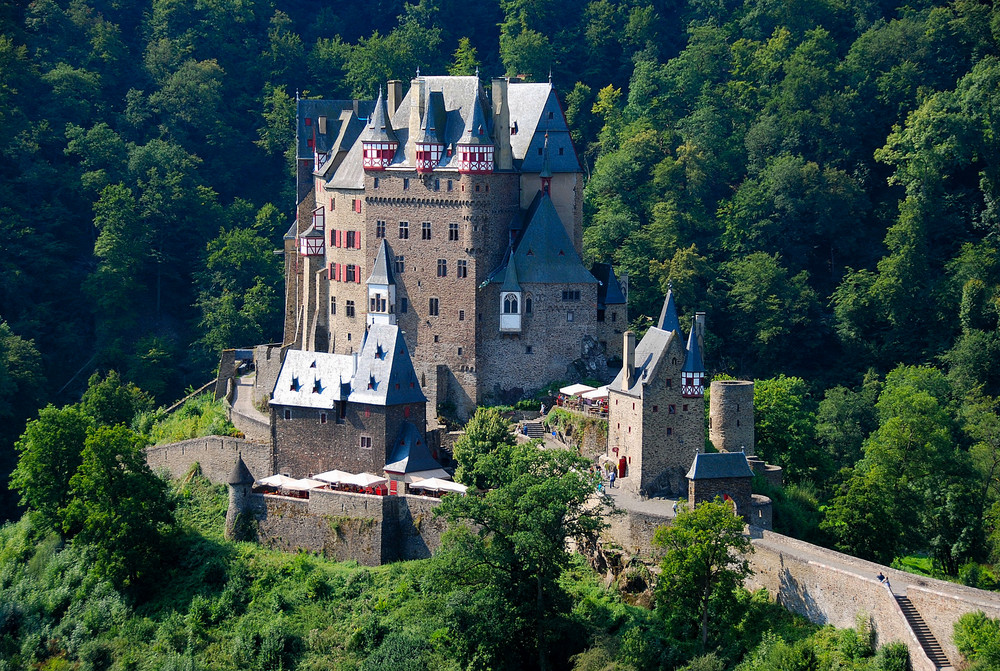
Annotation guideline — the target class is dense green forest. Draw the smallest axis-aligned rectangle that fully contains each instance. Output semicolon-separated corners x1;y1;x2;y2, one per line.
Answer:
5;0;1000;597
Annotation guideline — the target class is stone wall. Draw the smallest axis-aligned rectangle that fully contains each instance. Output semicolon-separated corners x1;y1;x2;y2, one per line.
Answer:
602;505;672;557
253;345;286;405
688;476;751;521
907;579;1000;664
248;489;449;565
709;380;754;454
145;436;273;484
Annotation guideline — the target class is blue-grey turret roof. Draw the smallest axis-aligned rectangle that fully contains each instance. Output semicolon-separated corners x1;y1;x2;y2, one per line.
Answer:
384;421;443;473
500;254;521;292
686;452;754;480
682;320;704;373
657;287;681;333
367;239;395;286
359;87;398;144
460;98;492;146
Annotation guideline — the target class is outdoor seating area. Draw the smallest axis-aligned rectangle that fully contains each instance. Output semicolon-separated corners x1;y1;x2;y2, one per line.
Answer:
556;384;609;417
253;469;466;498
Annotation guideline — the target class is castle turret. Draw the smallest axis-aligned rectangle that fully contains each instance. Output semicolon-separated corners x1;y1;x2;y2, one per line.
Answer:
682;318;705;398
414;99;444;173
499;258;522;333
658;285;681;333
457;100;494;174
361;87;398;170
366;239;396;326
225;454;255;541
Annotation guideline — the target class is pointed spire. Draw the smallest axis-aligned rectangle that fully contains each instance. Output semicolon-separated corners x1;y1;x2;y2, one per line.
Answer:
361;86;398;143
227;453;254;486
501;258;521;292
657;283;681;333
682;318;705;373
367;239;395;285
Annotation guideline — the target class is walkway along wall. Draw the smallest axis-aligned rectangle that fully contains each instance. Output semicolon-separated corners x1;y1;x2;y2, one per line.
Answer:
245;489;448;566
145;436;274;484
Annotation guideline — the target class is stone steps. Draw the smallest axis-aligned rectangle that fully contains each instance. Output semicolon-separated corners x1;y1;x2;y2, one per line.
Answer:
523;421;545;438
895;594;953;669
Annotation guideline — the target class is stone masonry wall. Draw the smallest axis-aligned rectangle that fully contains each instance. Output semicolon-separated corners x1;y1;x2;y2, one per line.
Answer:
688;476;751;521
145;436;273;484
325;186;368;356
907;580;1000;664
709;380;755;454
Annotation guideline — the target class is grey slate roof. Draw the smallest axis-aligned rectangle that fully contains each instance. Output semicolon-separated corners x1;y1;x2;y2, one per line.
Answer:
359;87;398;144
283;220;297;240
500;254;521;292
297;99;356;159
657;289;681;333
507;82;580;173
686;452;754;480
493;193;598;285
591;262;627;308
367;239;395;286
327;136;365;189
348;323;427;406
610;327;676;395
271;349;356;409
682;322;704;373
227;454;255;485
461;99;492;145
384;421;442;473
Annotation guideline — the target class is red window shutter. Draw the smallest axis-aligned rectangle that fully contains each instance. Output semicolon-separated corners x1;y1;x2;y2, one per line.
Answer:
334;263;340;281
357;265;363;283
354;230;360;248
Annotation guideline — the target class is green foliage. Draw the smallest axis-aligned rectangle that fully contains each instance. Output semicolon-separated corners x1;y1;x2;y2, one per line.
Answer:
653;498;753;650
753;375;825;481
80;370;154;429
955;611;1000;670
451;406;518;490
148;393;238;444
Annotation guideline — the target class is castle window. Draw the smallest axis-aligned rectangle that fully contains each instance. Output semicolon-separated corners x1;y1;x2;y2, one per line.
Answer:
399;221;409;239
395;255;405;273
403;178;410;190
320;412;327;424
559;147;564;155
434;335;439;343
434;178;440;191
447;180;453;191
360;435;372;449
672;357;678;365
562;290;581;301
503;294;518;314
683;404;689;412
346;300;355;317
331;297;336;315
305;117;312;126
370;293;386;312
538;147;543;155
669;405;676;414
376;220;386;238
404;406;411;418
548;111;554;119
313;380;322;393
597;309;605;322
567;311;574;322
331;197;335;209
345;265;357;282
449;223;459;240
526;345;533;354
429;298;439;316
365;407;371;418
667;428;673;436
337;401;346;422
353;199;361;213
422;221;432;239
653;405;658;412
437;259;447;277
737;419;741;427
459;309;465;321
290;376;300;392
666;378;672;387
400;297;408;313
736;404;740;412
346;231;357;248
373;177;379;188
611;312;617;322
457;260;467;277
284;409;291;420
457;347;463;355
525;296;532;313
475;184;480;192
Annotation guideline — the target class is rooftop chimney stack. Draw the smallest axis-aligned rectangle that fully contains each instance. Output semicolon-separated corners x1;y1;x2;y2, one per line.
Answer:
387;80;403;114
492;78;513;170
624;331;636;388
407;77;425;163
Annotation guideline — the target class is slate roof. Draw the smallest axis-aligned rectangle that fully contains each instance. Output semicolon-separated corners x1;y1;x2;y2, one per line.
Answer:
686;452;754;480
610;327;677;396
657;289;681;333
683;322;705;373
348;323;426;406
507;82;580;172
493;193;598;286
367;239;395;286
327;136;365;189
227;454;254;485
591;262;627;308
384;421;442;473
500;254;521;292
297;99;356;159
271;349;356;409
359;88;398;144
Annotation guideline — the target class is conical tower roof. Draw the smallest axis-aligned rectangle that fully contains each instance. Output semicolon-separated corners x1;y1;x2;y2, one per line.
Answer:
366;239;395;285
682;319;705;373
657;286;681;333
227;454;254;485
360;87;398;143
460;99;492;146
500;255;521;292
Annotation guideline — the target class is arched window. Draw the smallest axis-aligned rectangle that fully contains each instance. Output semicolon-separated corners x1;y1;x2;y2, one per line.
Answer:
503;293;519;314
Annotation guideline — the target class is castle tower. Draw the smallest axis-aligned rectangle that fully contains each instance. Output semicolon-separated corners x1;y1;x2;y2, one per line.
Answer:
709;380;755;455
361;87;399;170
366;239;396;326
225;454;255;541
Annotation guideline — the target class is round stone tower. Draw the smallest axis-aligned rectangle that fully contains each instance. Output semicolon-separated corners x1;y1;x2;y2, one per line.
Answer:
709;380;755;455
225;454;255;541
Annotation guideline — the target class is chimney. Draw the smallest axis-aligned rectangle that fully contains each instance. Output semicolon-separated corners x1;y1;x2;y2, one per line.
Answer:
492;78;513;170
387;79;403;114
624;331;635;388
407;77;425;163
695;311;706;354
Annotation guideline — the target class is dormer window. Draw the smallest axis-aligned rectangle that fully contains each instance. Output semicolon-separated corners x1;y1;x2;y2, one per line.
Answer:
290;376;300;391
368;374;378;390
312;380;322;394
375;344;386;360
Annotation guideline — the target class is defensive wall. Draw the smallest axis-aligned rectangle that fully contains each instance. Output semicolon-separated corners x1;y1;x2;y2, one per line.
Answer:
246;489;448;566
145;436;273;484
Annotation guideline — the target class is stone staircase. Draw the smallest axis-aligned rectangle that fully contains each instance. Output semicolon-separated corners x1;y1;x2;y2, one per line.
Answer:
523;421;546;439
895;595;953;669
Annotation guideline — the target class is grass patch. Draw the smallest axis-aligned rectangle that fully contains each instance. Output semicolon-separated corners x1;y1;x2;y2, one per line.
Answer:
149;393;240;445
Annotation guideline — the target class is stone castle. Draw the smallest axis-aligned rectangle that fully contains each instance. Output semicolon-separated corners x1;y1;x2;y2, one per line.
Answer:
284;76;627;418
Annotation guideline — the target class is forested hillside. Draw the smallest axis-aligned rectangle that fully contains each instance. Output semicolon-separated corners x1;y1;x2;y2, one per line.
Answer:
4;0;1000;569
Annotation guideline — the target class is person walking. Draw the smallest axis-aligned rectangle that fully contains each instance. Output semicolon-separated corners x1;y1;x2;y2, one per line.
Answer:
609;468;616;489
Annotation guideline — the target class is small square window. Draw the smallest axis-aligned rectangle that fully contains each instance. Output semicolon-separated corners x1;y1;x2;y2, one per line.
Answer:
459;309;465;321
449;223;459;240
422;221;432;239
400;297;408;313
567;311;574;322
683;404;689;411
526;345;533;354
434;335;439;343
457;260;467;278
457;346;463;355
403;178;410;190
399;221;409;239
284;409;291;420
395;255;405;273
